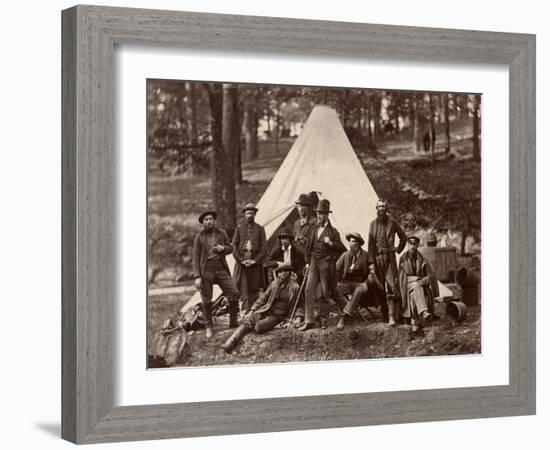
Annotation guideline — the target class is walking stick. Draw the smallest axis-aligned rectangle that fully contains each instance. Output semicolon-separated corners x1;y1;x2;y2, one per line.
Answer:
287;267;309;329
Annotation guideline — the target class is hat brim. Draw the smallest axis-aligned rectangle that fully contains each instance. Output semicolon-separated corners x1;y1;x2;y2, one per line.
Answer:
345;233;365;246
315;209;332;213
198;211;217;224
407;237;420;244
278;234;293;239
275;264;293;273
242;207;259;213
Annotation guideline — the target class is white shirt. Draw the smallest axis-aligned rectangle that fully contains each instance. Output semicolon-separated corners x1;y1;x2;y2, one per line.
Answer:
317;222;328;240
282;244;292;265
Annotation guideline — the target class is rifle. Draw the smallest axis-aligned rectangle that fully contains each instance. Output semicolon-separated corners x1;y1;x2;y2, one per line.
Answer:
287;266;309;329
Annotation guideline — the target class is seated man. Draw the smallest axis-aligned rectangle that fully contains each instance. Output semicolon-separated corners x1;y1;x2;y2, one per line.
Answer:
222;264;300;353
265;227;306;326
398;235;439;332
335;232;384;329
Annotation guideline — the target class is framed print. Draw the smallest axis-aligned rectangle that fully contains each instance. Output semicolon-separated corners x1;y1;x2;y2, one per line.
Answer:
61;5;535;444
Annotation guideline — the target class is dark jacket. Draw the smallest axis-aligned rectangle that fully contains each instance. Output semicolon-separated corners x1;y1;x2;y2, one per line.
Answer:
250;277;300;317
266;244;305;279
336;248;370;283
305;221;346;264
293;215;317;255
231;221;267;264
367;216;407;262
191;227;233;279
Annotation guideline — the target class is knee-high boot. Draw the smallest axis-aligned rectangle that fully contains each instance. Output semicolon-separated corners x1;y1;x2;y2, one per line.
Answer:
201;300;213;338
380;302;389;323
228;300;239;329
222;324;249;353
387;300;396;326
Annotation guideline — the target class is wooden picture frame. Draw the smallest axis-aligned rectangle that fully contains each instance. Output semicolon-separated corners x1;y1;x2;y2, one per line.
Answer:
61;5;536;444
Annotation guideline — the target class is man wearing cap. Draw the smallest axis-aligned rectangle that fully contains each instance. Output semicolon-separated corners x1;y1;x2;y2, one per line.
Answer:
334;232;385;329
293;193;317;256
232;203;267;315
299;199;348;331
265;227;306;325
367;199;408;326
398;235;439;332
192;211;241;338
222;264;300;353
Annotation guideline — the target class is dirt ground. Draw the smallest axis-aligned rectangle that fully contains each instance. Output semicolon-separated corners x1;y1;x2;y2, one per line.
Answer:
148;289;481;368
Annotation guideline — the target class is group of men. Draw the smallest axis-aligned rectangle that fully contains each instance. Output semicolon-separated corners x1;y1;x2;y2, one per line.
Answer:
192;194;439;353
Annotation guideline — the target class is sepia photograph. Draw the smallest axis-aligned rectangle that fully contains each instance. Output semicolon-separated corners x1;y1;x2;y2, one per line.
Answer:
147;80;482;368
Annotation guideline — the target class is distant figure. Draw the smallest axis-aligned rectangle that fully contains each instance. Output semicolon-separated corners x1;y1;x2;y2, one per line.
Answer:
192;211;240;338
299;199;347;331
232;203;267;315
222;264;300;353
423;130;431;152
368;199;407;326
398;235;439;332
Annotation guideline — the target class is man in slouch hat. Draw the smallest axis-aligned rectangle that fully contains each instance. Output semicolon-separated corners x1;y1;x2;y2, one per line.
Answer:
265;227;306;326
367;199;408;326
232;203;267;315
334;232;385;329
222;264;300;353
192;211;240;338
398;234;439;332
298;199;348;331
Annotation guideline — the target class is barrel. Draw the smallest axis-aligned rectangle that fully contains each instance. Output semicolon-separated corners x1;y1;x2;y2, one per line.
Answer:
446;300;468;322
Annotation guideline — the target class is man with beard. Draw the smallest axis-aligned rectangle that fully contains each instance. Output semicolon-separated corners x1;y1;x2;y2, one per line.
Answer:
334;232;385;329
293;193;317;256
222;264;300;353
398;235;439;332
367;199;408;326
298;199;348;331
192;211;240;338
232;203;267;315
265;227;306;326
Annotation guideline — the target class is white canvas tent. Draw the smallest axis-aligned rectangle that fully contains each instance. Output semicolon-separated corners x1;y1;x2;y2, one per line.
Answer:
182;105;450;314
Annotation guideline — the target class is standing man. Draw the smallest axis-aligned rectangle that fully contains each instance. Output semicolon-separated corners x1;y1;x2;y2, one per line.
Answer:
299;199;348;331
335;232;384;329
232;203;267;315
367;199;408;326
293;193;317;256
192;210;241;338
222;264;300;353
398;235;439;332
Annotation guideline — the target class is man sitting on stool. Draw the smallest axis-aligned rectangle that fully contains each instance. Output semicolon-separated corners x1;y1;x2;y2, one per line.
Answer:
223;264;300;353
335;232;383;329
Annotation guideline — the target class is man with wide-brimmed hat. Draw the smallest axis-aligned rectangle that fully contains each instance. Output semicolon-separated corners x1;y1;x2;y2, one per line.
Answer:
367;199;408;326
334;232;385;329
293;193;317;256
192;210;240;338
232;203;267;315
398;234;439;332
298;198;348;331
265;226;306;326
222;263;300;353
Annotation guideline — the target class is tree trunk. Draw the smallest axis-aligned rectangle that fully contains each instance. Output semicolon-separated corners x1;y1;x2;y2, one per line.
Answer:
444;93;451;154
373;94;382;138
243;100;258;161
275;100;280;154
472;94;481;162
393;94;400;133
413;95;423;153
204;83;237;232
428;94;436;165
366;94;372;142
185;82;198;175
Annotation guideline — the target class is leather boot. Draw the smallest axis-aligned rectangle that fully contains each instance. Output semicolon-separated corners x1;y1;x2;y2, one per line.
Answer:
387;301;396;326
201;300;213;335
222;324;249;353
228;301;239;329
381;302;389;323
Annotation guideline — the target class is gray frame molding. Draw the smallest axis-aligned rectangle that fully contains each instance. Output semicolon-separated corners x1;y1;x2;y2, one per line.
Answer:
62;5;536;444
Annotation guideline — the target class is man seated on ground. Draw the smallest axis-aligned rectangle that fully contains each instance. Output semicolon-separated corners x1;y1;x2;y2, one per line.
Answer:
335;232;384;329
265;227;306;327
222;264;300;353
398;235;439;332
